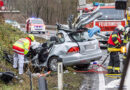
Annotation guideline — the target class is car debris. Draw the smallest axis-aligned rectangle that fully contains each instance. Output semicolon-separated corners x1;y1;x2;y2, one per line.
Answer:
0;71;21;84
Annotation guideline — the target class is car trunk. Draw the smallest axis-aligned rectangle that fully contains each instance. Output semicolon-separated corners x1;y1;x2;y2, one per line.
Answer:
69;31;99;55
78;38;99;54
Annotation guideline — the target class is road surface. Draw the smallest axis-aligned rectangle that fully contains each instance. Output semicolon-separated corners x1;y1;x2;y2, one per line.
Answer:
79;49;124;90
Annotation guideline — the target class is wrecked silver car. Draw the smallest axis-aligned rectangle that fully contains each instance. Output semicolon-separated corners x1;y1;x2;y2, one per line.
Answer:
44;29;102;71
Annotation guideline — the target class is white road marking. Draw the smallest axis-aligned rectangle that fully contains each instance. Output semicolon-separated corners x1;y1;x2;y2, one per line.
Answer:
105;79;120;88
98;67;105;90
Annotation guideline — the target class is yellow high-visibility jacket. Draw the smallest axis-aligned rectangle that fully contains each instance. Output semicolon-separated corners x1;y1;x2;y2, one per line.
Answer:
12;37;31;55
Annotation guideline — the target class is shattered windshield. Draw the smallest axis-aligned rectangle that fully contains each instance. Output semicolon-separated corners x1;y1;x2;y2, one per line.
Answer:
98;8;125;20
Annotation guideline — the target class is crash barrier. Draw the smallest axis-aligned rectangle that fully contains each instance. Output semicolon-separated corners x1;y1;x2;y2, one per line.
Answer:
38;77;48;90
38;71;51;90
57;58;63;90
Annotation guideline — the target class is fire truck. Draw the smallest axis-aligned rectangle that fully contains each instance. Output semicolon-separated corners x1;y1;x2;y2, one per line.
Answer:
78;2;126;46
0;0;4;10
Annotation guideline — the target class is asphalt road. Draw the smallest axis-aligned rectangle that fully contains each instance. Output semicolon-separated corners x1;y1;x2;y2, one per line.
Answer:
79;49;124;90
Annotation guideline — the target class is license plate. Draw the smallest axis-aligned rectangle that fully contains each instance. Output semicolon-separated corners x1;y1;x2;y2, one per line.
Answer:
84;45;95;50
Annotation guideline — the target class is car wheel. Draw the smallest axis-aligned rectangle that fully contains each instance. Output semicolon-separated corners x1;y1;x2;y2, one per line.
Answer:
76;63;90;70
42;32;45;34
48;57;58;71
39;32;41;34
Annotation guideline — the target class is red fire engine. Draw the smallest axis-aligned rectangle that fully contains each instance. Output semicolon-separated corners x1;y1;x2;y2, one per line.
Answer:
0;0;4;10
78;2;126;46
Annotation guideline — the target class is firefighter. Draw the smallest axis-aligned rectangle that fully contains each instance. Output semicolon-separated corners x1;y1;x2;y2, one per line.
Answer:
107;25;124;74
122;27;130;60
12;34;35;74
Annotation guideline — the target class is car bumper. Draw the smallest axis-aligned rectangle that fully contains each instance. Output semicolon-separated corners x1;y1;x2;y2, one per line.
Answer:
31;29;45;32
60;50;102;66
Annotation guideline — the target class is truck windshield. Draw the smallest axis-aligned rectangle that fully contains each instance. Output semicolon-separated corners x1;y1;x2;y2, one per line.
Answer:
31;19;44;24
98;8;125;20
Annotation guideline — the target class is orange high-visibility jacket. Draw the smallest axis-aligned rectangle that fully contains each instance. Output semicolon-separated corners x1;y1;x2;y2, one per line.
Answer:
12;37;31;55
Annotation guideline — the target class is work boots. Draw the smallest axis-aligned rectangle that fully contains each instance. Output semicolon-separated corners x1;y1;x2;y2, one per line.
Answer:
107;69;114;74
114;70;121;74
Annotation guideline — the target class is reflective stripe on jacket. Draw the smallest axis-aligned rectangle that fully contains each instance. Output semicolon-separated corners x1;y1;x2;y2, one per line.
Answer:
108;33;121;46
123;35;130;44
12;37;31;55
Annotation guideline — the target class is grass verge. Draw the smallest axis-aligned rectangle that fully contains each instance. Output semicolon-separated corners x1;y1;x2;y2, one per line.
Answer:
0;24;83;90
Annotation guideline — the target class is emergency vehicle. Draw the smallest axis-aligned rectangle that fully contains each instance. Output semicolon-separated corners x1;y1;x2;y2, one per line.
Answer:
0;0;4;10
78;2;126;46
26;18;46;34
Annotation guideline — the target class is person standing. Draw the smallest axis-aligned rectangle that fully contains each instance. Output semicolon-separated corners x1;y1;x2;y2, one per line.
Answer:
12;34;35;74
122;27;130;60
107;25;124;74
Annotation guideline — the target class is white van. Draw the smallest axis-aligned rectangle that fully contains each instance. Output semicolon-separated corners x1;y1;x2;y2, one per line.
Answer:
26;18;46;34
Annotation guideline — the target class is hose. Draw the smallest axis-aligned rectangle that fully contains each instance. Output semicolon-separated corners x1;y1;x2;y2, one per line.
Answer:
74;64;107;74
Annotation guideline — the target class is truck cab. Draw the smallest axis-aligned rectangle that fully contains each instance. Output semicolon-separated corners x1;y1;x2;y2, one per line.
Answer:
26;18;46;34
78;2;126;46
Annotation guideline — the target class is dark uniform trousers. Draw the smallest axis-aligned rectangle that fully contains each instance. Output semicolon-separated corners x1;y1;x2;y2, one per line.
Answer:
108;52;120;69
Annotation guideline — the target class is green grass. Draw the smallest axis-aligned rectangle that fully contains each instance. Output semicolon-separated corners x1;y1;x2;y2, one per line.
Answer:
0;24;83;90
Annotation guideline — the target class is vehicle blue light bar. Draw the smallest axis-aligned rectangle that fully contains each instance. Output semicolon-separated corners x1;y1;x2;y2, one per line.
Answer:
93;2;99;6
93;2;105;6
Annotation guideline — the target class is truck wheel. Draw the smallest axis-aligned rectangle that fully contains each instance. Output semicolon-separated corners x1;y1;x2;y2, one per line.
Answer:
48;57;58;72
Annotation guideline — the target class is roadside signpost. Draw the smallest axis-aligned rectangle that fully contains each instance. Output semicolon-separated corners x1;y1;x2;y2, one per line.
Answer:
57;58;63;90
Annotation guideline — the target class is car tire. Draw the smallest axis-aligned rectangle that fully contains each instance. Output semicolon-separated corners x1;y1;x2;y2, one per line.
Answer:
42;32;45;34
48;57;58;72
39;32;41;34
